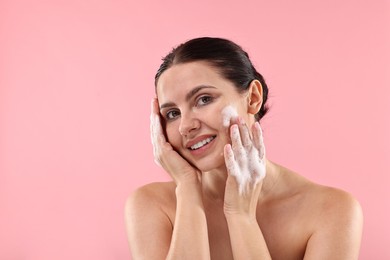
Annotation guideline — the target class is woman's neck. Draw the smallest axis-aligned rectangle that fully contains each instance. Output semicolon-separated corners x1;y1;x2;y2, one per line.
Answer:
201;165;229;202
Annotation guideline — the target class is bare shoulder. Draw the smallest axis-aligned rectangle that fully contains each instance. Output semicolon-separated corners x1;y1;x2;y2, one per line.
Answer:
125;181;176;215
304;180;363;224
281;168;363;259
124;182;177;258
279;166;362;221
305;183;363;258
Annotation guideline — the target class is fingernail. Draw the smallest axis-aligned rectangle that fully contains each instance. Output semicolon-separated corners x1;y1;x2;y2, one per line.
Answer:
225;144;232;153
231;125;240;139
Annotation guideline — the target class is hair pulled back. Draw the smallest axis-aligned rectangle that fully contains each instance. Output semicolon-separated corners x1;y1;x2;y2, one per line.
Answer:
155;37;269;121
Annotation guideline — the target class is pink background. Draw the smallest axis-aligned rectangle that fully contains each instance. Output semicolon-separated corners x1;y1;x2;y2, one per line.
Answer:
1;0;389;259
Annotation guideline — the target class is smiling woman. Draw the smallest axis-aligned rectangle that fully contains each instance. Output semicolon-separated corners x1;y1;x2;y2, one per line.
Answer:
124;37;363;259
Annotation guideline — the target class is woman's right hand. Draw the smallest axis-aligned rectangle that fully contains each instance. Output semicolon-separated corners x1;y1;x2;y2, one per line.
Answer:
150;98;201;185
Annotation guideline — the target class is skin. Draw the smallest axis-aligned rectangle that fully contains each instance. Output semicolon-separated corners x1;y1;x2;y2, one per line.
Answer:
125;61;363;259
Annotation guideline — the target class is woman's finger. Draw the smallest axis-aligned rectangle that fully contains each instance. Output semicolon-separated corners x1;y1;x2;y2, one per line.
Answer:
224;144;238;177
151;99;166;141
151;97;161;115
224;144;251;195
230;124;247;165
230;124;242;152
150;98;166;166
237;117;252;149
252;122;265;160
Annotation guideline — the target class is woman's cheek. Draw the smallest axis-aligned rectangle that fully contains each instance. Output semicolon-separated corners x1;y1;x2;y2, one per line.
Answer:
221;105;239;128
165;123;178;145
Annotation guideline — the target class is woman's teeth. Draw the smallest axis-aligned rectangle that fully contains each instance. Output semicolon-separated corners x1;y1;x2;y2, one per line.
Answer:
190;136;215;150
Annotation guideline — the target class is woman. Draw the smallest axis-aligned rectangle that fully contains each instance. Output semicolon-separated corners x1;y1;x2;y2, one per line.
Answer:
125;37;363;259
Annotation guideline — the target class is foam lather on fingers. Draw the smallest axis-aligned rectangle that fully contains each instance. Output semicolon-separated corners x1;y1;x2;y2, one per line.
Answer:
150;113;162;167
221;105;238;127
226;122;267;195
234;147;266;195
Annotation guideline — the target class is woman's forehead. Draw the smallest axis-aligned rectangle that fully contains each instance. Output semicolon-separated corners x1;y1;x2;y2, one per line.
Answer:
156;62;227;96
160;62;219;83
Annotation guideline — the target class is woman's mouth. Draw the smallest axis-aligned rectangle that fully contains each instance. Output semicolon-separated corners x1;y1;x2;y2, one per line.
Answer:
189;135;216;150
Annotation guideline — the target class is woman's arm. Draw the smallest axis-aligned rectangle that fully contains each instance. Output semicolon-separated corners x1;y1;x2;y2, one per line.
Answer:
167;183;210;260
225;214;271;259
223;120;272;259
125;98;211;259
125;182;210;260
303;189;363;260
125;184;173;259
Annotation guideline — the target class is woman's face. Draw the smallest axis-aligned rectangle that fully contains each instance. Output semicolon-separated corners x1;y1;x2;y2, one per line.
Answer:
156;61;249;172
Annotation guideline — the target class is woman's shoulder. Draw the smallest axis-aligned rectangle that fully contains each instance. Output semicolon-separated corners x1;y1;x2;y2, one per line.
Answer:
295;172;361;216
125;181;177;217
278;167;363;257
124;182;178;256
307;182;362;223
126;181;176;206
278;164;360;207
280;166;362;228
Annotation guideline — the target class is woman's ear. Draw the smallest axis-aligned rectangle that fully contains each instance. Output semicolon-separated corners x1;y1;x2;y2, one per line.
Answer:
247;80;263;115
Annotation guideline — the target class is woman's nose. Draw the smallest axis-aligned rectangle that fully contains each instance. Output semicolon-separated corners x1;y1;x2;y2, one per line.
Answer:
179;113;200;136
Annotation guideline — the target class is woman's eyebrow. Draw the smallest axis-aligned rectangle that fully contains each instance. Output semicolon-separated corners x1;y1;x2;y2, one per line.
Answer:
160;85;216;110
185;85;216;102
159;102;175;109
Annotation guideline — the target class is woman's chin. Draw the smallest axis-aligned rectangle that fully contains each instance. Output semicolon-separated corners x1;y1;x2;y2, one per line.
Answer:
193;157;225;173
182;146;226;172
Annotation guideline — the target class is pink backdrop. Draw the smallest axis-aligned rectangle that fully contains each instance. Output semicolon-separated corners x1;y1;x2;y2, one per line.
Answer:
1;0;389;259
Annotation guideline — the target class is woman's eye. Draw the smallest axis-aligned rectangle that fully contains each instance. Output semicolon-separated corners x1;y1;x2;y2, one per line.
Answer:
166;110;180;120
197;96;213;106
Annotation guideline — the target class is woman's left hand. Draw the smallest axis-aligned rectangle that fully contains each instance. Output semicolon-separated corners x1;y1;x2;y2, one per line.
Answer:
223;118;266;218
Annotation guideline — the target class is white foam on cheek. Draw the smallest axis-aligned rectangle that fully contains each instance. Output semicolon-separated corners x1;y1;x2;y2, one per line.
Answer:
221;105;238;128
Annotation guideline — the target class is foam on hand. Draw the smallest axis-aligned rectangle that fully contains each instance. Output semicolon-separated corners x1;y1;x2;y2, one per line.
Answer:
221;105;238;128
150;101;163;167
225;122;266;195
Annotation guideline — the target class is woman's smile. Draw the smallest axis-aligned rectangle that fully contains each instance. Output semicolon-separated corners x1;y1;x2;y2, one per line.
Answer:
186;135;217;156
